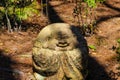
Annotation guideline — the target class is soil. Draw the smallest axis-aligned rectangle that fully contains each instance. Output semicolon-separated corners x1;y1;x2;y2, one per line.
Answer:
0;0;120;80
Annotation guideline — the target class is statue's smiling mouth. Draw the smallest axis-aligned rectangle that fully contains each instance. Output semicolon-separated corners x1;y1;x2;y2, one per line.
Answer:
56;41;69;48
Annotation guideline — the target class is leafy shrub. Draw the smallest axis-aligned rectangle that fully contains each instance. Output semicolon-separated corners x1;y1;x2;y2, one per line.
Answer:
0;0;40;32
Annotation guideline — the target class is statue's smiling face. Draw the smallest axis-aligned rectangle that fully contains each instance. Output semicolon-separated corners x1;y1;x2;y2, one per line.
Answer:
34;23;79;51
56;32;70;48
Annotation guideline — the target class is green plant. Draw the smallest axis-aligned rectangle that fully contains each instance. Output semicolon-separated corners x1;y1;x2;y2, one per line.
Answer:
73;0;106;35
117;39;120;43
84;0;106;8
116;38;120;62
88;45;96;51
0;0;40;32
84;0;96;8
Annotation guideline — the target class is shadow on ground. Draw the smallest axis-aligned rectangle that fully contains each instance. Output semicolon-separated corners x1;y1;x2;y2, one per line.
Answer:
71;26;113;80
41;0;64;23
86;56;113;80
0;50;19;80
96;1;120;25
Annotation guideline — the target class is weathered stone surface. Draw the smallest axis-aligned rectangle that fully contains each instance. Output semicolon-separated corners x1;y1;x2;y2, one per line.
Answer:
32;23;89;80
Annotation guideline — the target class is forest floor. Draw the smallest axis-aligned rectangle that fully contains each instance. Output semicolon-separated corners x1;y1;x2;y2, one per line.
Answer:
0;0;120;80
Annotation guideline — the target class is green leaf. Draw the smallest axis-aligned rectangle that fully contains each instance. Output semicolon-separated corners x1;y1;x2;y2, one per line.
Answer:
117;38;120;43
116;46;120;54
88;45;96;50
84;0;96;8
84;0;106;8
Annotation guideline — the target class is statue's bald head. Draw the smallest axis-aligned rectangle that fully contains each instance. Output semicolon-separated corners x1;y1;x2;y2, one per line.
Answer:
34;23;82;51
